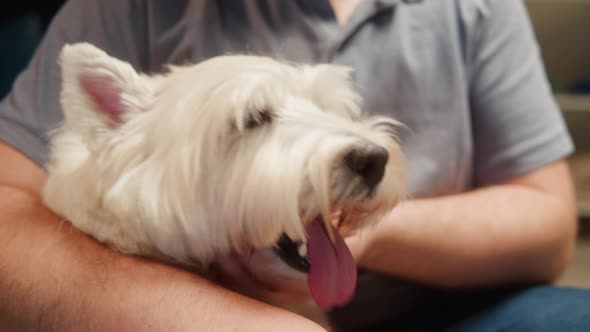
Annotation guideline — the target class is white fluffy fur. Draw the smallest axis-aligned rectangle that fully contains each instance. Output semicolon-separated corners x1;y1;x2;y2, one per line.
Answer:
43;43;406;284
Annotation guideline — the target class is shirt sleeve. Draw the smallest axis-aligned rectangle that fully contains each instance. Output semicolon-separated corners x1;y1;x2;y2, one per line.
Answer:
0;0;148;168
463;0;575;186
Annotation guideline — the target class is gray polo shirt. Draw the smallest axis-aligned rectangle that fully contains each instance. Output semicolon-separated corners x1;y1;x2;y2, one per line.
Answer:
0;1;576;327
0;0;574;197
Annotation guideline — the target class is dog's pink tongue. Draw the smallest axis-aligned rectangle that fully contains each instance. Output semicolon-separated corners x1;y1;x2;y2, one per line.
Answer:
306;219;357;311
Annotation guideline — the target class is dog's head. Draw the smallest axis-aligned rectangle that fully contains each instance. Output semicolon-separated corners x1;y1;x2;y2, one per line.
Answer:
49;43;406;310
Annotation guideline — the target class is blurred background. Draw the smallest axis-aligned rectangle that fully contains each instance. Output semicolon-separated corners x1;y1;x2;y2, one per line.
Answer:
0;0;588;286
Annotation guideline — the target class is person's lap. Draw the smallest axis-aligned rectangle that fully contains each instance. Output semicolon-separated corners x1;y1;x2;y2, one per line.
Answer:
328;271;590;332
408;285;590;332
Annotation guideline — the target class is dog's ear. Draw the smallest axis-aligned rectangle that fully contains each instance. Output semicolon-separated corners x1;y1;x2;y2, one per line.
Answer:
301;64;361;119
59;43;155;131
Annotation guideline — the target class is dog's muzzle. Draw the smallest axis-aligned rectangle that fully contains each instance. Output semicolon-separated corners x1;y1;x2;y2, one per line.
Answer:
274;142;389;274
271;143;390;310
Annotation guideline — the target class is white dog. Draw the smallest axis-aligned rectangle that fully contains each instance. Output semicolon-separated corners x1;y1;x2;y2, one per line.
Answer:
42;43;406;314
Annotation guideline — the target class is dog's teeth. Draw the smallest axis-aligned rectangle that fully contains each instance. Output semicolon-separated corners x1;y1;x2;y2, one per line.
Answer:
298;243;308;258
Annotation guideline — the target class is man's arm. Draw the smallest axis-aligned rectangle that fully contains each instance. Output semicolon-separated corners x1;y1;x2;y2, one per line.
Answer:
350;160;577;289
0;142;325;331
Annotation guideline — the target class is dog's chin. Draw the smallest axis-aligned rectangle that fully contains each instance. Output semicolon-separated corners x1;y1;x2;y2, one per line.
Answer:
232;210;367;307
247;248;309;286
241;210;364;283
233;248;312;305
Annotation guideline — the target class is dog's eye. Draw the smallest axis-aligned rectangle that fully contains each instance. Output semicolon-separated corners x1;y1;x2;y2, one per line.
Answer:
245;110;273;129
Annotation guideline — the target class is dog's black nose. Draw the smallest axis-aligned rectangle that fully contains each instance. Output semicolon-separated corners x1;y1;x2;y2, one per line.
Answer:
344;145;389;191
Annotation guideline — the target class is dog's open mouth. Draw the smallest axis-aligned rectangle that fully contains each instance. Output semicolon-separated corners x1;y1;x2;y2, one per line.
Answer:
274;214;357;310
275;233;311;273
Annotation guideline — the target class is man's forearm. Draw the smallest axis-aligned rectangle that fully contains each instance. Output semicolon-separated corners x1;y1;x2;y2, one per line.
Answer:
0;186;324;331
359;172;577;289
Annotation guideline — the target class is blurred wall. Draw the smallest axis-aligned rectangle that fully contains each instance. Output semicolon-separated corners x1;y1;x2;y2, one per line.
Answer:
525;0;590;93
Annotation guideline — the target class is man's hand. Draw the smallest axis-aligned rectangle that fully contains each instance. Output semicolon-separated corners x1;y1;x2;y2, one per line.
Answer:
0;142;326;332
344;160;577;289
